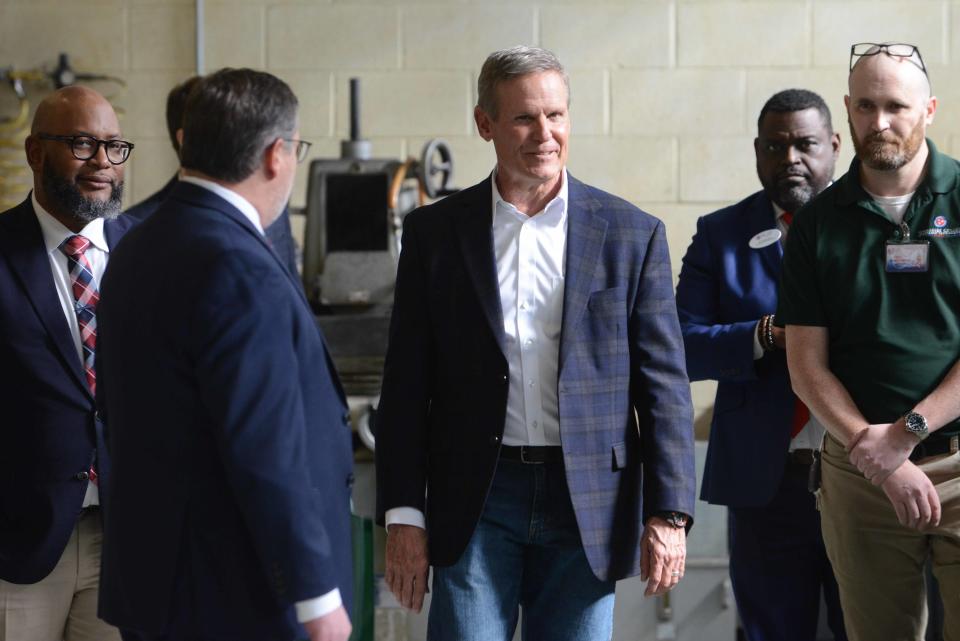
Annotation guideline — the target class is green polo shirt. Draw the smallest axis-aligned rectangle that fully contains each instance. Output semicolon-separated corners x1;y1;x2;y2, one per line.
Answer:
778;139;960;438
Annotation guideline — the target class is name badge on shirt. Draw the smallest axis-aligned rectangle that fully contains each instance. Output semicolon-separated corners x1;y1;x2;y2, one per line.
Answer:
886;222;929;273
749;229;781;249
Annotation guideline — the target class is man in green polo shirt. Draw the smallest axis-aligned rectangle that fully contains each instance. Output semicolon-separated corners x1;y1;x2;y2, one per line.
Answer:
779;42;960;641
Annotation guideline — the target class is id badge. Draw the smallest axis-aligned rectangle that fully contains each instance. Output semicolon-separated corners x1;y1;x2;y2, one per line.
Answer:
886;221;929;273
885;240;929;272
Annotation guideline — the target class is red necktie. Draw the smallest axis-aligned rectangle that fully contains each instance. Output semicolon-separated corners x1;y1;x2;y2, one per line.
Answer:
779;212;809;438
60;235;100;485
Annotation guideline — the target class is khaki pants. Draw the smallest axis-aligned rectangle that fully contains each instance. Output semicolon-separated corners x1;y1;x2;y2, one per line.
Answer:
0;509;121;641
820;434;960;641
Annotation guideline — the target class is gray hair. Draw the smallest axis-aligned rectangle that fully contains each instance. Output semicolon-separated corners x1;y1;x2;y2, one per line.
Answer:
477;46;569;119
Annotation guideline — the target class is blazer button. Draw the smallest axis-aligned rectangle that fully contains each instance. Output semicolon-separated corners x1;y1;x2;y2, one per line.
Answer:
94;410;103;422
346;473;355;488
75;471;90;481
342;410;351;424
489;435;501;446
501;374;508;384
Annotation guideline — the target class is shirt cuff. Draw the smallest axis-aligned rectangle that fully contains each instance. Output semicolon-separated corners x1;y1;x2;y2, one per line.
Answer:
752;320;764;360
295;588;342;623
385;507;426;530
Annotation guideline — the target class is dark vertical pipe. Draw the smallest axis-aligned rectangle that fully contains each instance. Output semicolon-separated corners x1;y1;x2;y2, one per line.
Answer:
350;78;360;142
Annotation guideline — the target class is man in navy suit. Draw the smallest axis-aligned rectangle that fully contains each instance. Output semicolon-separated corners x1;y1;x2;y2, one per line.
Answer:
0;86;135;641
676;89;847;641
125;75;301;278
96;68;354;641
376;46;696;641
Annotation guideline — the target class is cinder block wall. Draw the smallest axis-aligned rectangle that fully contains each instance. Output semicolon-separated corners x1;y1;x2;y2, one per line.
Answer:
2;0;957;417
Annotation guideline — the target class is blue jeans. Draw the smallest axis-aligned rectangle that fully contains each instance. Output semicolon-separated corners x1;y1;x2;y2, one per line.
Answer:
427;457;616;641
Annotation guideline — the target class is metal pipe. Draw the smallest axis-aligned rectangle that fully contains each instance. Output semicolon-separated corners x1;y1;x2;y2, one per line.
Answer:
349;78;360;142
195;0;205;76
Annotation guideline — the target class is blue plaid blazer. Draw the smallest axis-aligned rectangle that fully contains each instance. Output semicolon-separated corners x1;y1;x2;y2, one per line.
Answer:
376;175;695;581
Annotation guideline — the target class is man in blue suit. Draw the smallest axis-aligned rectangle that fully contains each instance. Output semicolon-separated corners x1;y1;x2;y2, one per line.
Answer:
0;86;134;641
96;69;354;641
125;75;301;279
376;46;696;641
676;89;847;641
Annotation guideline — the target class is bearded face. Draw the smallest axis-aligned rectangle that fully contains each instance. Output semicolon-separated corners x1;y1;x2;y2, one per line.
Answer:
41;160;123;224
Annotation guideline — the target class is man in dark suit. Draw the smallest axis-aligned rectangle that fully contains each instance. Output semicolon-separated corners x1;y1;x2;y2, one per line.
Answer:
125;75;301;277
0;85;134;641
375;46;696;641
675;89;847;641
96;68;354;641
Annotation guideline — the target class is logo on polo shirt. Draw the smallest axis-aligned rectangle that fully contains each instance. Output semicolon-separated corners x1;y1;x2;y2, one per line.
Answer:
919;214;960;238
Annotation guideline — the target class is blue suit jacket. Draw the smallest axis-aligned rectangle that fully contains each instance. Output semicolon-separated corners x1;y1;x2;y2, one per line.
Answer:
0;196;134;583
125;175;301;278
675;191;796;508
96;182;354;639
375;175;695;582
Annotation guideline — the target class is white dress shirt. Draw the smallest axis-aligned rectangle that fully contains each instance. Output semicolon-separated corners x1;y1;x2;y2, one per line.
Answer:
386;169;569;530
751;201;825;451
167;177;342;622
32;192;107;509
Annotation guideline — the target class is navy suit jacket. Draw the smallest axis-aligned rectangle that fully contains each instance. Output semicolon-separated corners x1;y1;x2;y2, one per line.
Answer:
375;175;695;582
96;182;354;639
0;196;134;583
125;174;301;278
675;191;796;508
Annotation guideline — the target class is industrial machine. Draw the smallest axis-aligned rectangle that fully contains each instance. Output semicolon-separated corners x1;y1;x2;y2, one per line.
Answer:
303;78;456;451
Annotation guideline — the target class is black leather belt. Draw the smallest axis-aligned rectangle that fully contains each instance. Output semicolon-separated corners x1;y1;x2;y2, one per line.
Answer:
788;449;816;466
909;435;960;462
499;445;563;464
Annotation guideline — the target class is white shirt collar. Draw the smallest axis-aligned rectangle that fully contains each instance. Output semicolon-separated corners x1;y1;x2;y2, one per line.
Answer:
31;190;108;256
180;175;265;235
491;167;568;227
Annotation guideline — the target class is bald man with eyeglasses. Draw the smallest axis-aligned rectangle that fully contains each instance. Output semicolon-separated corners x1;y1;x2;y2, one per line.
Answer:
780;42;960;641
0;86;136;641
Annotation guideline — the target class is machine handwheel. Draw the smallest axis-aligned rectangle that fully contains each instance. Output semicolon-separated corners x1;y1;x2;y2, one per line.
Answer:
419;138;454;199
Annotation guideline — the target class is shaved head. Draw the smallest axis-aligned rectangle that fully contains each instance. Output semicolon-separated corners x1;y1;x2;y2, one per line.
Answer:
25;86;125;231
849;51;931;101
31;85;119;136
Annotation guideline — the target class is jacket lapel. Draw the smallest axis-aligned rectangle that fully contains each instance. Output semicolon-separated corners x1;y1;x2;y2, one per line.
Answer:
453;179;507;356
559;177;607;371
747;195;782;279
0;198;90;397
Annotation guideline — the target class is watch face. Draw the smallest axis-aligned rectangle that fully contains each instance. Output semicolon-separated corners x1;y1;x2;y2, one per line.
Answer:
905;412;927;433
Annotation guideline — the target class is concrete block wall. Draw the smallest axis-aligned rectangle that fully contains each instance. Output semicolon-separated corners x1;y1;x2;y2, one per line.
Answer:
3;0;958;416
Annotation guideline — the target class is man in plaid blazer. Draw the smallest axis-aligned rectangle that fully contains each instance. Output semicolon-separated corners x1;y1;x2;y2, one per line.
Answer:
375;46;696;641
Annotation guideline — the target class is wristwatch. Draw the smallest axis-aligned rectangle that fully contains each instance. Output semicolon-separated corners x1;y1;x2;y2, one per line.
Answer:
655;511;689;529
903;411;929;441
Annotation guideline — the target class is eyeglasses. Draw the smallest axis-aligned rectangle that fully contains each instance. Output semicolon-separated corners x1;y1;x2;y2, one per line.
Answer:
37;134;134;165
280;138;312;164
849;42;927;75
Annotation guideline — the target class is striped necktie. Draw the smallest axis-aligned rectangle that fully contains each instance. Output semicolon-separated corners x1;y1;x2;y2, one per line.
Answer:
779;212;810;437
59;235;100;396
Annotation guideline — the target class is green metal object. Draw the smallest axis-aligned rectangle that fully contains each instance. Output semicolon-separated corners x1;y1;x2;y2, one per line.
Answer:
349;515;374;641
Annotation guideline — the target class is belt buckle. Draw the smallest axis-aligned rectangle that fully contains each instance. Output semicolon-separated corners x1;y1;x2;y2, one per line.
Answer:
520;447;542;464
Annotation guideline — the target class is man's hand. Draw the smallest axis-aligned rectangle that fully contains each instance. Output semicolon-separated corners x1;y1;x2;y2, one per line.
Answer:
880;461;941;530
303;605;351;641
385;524;430;612
639;517;686;597
848;421;917;485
